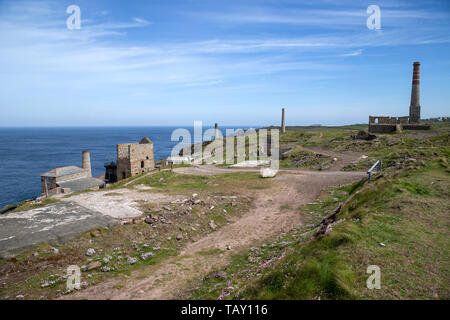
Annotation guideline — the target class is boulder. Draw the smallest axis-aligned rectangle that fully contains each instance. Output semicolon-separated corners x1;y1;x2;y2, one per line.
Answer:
86;248;96;256
144;216;153;224
209;220;217;230
352;130;376;141
121;218;132;225
260;167;277;178
86;261;101;271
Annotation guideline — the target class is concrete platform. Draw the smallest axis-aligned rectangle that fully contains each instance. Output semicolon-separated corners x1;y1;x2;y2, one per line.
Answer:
0;202;118;258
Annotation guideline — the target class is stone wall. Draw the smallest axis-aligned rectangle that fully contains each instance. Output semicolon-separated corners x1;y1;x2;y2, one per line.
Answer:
129;142;155;176
369;122;430;133
402;124;430;130
368;124;396;133
369;115;410;125
116;138;155;181
398;116;409;124
117;144;131;180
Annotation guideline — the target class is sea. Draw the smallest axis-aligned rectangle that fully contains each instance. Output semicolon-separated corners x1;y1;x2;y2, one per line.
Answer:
0;126;251;209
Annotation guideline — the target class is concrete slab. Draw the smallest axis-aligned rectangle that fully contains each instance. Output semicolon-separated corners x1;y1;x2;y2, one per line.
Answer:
0;202;118;258
64;188;181;219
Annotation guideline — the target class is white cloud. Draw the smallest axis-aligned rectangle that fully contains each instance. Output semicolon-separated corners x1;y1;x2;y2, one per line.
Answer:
341;49;363;56
190;6;449;29
1;0;449;126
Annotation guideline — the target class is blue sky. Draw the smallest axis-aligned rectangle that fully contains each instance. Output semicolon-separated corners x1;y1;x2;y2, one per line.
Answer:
0;0;449;127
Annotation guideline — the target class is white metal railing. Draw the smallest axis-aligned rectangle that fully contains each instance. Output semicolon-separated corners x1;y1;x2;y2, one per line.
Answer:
367;160;382;183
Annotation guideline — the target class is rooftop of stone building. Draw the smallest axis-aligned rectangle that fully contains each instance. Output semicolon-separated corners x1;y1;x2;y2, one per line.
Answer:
139;137;152;144
57;177;104;192
41;166;86;178
117;137;153;147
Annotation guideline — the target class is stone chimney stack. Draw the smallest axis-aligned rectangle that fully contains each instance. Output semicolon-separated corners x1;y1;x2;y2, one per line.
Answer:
82;150;92;177
281;108;286;133
409;62;421;124
214;123;218;140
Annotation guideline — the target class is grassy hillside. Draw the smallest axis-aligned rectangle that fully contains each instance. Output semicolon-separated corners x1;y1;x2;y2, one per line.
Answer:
186;124;450;299
1;123;448;300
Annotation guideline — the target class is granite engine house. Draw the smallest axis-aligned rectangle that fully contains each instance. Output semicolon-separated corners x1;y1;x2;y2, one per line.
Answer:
116;137;155;181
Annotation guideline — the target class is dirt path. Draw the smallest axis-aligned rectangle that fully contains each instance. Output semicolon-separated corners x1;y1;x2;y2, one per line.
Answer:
173;164;365;176
64;169;365;300
307;147;364;171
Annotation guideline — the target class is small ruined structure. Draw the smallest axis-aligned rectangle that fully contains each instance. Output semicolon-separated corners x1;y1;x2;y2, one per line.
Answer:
116;137;155;181
104;159;117;183
40;151;104;196
369;62;430;133
281;108;286;133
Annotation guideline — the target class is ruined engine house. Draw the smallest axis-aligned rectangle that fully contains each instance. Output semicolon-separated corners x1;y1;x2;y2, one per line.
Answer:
116;137;155;181
369;62;430;133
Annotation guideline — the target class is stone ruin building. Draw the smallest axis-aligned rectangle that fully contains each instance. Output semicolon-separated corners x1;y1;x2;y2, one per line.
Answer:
369;62;431;133
115;137;155;181
40;137;155;195
40;151;104;196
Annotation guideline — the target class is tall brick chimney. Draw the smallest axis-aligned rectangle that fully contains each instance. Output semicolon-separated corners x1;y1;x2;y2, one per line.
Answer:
409;62;421;123
214;123;218;140
281;108;286;133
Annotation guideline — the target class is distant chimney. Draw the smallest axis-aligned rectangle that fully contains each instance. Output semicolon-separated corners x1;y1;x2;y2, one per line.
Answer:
409;62;421;124
214;123;218;140
82;150;92;177
281;108;286;133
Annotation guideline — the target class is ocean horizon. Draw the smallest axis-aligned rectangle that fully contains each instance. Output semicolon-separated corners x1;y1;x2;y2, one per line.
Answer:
0;125;253;208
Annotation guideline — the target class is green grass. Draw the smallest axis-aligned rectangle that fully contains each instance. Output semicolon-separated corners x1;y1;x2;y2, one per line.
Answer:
135;171;271;195
184;124;450;300
187;161;450;300
9;198;61;212
278;124;449;171
3;124;448;300
264;166;448;299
